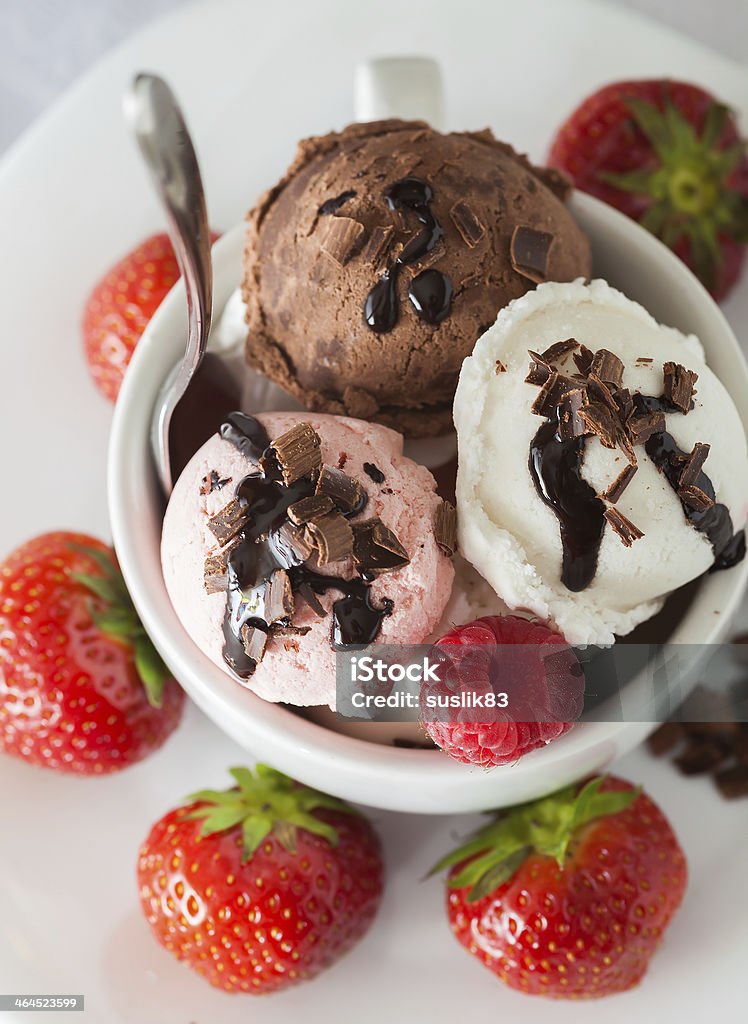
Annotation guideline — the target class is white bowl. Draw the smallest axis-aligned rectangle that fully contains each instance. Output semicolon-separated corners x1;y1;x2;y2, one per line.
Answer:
108;194;748;813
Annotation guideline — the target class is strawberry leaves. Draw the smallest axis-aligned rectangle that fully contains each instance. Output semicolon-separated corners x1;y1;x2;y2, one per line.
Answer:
186;765;358;862
549;78;748;300
599;96;748;289
429;776;639;902
133;638;170;708
69;542;170;708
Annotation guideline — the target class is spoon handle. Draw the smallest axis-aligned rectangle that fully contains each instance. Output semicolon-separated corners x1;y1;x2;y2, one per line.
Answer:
124;73;213;493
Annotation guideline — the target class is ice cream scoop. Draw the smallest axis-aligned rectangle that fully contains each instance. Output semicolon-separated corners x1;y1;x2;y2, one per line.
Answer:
161;411;454;706
242;119;591;438
454;279;748;646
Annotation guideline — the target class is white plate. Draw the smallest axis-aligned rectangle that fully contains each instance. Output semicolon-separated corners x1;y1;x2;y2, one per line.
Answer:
0;0;746;1019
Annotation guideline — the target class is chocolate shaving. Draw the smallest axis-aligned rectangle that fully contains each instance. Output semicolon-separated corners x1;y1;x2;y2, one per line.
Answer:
510;225;554;283
525;351;552;386
315;465;365;513
265;569;295;623
540;338;578;365
270;623;312;638
736;731;748;764
495;360;507;374
614;387;634;423
573;344;594;376
557;388;588;440
678;442;710;489
434;500;457;556
617;431;638;468
579;402;620;449
287;494;335;525
353;517;410;576
679;484;715;511
207;498;249;546
587;373;619;413
675;739;728;775
647;721;684;756
627;410;665;446
603;463;638;503
362;224;394;267
449;199;486;247
604;507;644;546
715;765;748;799
589;348;624;387
319;215;366;265
636;356;654;365
241;624;267;665
317;190;356;216
267;423;322;485
298;583;325;617
200;470;232;496
204;543;237;595
204;573;226;597
530;371;578;418
663;361;698;413
306;512;354;564
649;711;748;799
275;521;314;563
687;719;740;738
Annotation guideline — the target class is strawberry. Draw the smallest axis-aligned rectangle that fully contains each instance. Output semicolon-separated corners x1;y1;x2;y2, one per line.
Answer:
430;776;687;999
420;615;584;767
82;230;218;402
0;532;183;773
548;79;748;300
137;765;383;994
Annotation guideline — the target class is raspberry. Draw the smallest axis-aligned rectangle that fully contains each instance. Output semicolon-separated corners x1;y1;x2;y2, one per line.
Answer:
421;615;584;767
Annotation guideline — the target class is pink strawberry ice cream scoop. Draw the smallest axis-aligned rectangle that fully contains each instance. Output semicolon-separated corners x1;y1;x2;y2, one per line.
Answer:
161;411;455;707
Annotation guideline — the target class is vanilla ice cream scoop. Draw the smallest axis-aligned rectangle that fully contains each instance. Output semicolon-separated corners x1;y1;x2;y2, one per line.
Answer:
161;411;454;706
454;279;748;646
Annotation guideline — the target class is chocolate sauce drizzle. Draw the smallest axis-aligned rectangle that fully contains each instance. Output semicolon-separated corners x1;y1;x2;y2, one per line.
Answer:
634;395;745;570
529;423;605;592
363;462;385;484
217;414;393;679
528;381;745;595
409;268;454;325
220;412;271;459
318;190;357;215
364;177;453;333
201;470;231;495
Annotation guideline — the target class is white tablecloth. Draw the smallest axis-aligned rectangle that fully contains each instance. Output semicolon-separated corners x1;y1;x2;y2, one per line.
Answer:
0;0;746;155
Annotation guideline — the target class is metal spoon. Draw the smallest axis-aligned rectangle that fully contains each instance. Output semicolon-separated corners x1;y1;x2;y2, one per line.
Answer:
124;73;239;494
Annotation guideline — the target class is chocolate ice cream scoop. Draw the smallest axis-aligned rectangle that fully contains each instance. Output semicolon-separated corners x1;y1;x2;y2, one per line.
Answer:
242;119;591;437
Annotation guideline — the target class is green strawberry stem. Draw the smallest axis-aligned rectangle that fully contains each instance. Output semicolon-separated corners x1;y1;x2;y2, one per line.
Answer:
599;97;748;287
428;776;639;902
69;542;170;708
186;765;359;862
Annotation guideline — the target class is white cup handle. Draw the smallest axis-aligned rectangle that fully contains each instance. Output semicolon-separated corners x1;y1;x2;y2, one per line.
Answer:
354;57;444;130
